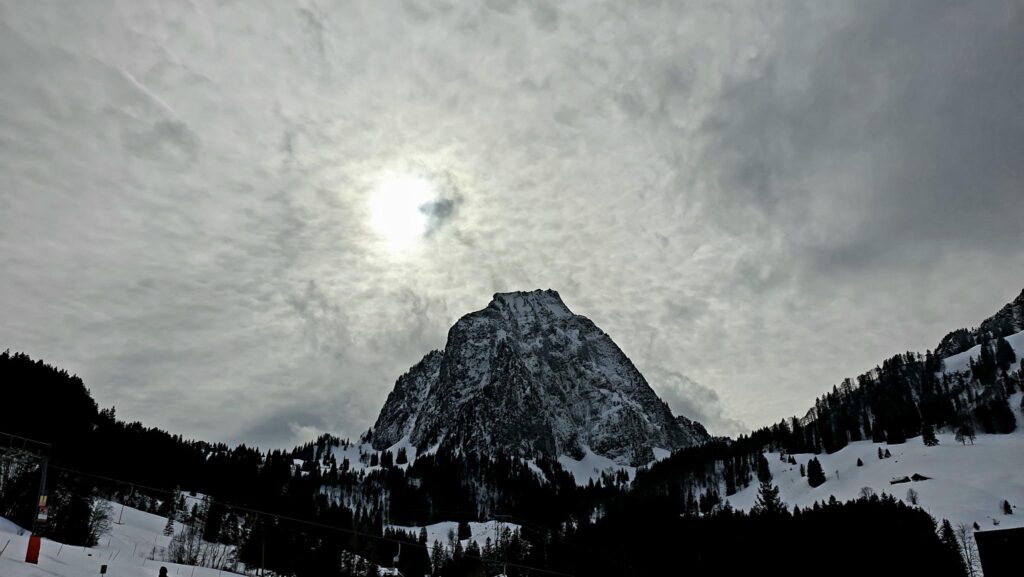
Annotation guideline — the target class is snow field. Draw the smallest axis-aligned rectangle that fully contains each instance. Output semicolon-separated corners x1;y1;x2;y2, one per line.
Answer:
0;501;245;577
729;393;1024;533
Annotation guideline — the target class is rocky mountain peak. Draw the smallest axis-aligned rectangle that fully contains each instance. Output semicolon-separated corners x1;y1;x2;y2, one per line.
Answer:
487;289;572;321
370;290;709;467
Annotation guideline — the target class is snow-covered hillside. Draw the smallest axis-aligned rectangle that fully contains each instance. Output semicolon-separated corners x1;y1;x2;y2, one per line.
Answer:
0;502;244;577
386;520;520;555
941;329;1024;374
729;393;1024;533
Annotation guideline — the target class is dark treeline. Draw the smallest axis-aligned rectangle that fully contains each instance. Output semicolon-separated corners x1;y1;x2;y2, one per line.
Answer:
0;350;617;576
2;345;1015;576
553;493;967;577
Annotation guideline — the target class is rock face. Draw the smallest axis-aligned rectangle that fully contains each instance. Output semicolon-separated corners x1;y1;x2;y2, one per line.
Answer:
371;290;709;466
935;288;1024;358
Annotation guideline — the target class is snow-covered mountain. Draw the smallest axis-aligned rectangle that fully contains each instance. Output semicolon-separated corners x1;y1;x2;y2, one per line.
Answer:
370;290;708;466
730;393;1024;536
936;288;1024;358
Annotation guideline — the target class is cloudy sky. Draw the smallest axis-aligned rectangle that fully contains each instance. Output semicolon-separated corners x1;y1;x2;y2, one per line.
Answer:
2;0;1022;448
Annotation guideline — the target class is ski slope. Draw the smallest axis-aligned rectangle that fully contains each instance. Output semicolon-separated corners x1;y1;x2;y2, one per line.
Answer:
0;502;244;577
728;393;1024;533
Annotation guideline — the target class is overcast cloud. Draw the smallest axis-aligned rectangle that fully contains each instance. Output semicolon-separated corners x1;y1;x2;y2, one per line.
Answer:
1;0;1022;447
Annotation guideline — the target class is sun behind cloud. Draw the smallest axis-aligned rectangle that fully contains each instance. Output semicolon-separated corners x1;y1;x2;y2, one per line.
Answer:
368;173;437;252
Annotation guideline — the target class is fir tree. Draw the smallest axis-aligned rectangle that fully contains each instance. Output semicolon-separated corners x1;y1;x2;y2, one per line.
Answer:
986;398;1017;434
884;448;892;458
751;481;786;516
756;453;772;483
457;519;472;541
1003;500;1013;515
994;336;1016;372
939;519;968;576
807;458;826;488
856;458;863;467
922;423;939;447
972;341;998;384
163;515;175;537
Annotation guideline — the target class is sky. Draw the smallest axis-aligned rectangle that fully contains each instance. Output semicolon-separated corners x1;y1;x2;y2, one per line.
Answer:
1;0;1022;448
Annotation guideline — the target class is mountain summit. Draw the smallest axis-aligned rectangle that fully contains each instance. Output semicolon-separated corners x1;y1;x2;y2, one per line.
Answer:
370;289;708;466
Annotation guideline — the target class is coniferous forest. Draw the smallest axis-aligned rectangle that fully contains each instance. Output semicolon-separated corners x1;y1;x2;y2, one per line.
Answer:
5;343;1021;576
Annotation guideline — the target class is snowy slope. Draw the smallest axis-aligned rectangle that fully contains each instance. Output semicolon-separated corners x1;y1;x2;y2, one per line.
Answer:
729;393;1024;533
371;290;708;468
557;449;636;484
327;437;426;475
555;445;673;484
936;289;1024;358
941;329;1024;374
0;502;244;577
386;520;521;554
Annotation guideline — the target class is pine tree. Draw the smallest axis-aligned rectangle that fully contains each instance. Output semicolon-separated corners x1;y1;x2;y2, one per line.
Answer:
751;481;786;516
163;515;175;537
884;448;892;458
987;398;1017;434
807;457;826;488
431;540;446;575
922;423;939;447
756;453;772;483
973;341;998;384
856;458;863;467
877;447;884;460
994;336;1016;372
457;519;472;541
939;519;968;576
1003;500;1013;515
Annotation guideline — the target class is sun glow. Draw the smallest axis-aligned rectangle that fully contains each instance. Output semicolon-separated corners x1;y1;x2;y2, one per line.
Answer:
368;174;436;251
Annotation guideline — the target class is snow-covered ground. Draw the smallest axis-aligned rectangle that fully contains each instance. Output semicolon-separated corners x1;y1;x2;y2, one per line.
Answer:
941;329;1024;374
0;503;244;577
386;520;520;553
554;445;673;485
326;437;431;476
557;448;636;484
729;393;1024;534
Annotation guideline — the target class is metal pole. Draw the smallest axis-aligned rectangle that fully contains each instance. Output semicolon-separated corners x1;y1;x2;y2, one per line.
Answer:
260;521;266;577
25;458;48;564
35;458;48;526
